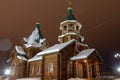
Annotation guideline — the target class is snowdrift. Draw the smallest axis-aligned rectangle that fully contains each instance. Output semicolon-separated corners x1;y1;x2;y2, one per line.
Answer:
68;78;86;80
16;78;41;80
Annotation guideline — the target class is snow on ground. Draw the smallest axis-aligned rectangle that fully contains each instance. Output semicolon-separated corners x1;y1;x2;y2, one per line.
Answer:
6;77;87;80
16;78;41;80
16;78;86;80
68;78;86;80
115;78;120;80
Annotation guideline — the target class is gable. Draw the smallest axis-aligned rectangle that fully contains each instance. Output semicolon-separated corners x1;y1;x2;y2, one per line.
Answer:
70;49;103;63
88;51;103;63
70;49;95;60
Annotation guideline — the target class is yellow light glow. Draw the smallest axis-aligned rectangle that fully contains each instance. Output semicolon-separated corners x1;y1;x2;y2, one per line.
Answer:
84;60;87;63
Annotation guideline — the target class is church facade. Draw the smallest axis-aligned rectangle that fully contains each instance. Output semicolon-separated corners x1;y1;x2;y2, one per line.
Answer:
8;22;49;79
8;3;103;80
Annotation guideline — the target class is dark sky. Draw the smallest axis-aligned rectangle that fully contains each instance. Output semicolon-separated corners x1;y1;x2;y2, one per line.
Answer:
0;0;120;73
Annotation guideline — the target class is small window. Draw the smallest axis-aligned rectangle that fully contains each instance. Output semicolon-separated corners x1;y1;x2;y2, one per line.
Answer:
70;62;73;73
68;24;74;31
31;66;34;74
64;26;67;31
76;26;79;31
48;63;53;73
37;66;41;74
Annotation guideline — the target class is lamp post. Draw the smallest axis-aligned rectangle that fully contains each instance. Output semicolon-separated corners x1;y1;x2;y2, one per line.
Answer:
114;53;120;78
114;53;120;59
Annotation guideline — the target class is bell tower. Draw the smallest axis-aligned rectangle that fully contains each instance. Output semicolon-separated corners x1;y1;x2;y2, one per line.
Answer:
58;2;84;43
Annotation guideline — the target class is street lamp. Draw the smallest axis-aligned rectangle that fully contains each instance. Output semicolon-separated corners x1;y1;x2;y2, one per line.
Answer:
4;68;11;80
114;53;120;58
4;68;11;75
117;67;120;72
114;53;120;78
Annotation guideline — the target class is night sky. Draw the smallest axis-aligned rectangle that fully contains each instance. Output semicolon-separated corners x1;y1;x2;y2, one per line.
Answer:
0;0;120;73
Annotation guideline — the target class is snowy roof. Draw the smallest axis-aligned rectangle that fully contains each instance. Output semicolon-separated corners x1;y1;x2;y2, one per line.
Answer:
7;57;12;63
17;55;27;61
23;37;28;42
70;49;95;60
60;20;81;25
28;55;42;62
58;32;84;42
59;32;79;37
37;39;76;56
24;38;46;48
75;41;88;47
23;23;46;48
15;46;26;55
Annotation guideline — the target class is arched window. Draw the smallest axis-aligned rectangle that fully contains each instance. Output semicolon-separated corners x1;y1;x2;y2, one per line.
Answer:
64;26;67;31
68;24;74;31
77;63;83;78
76;26;79;31
31;66;34;74
48;63;53;73
37;66;41;74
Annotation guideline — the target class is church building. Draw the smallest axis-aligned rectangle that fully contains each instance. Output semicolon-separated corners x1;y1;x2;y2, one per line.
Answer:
8;2;103;80
8;22;49;79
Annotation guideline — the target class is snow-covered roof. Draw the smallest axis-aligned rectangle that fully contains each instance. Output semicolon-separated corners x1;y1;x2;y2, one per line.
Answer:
15;46;26;55
76;41;88;47
23;37;28;42
70;49;95;60
59;32;79;37
24;38;46;48
17;55;27;61
60;20;81;25
58;32;84;42
37;39;76;56
23;23;46;48
28;55;42;62
7;57;12;63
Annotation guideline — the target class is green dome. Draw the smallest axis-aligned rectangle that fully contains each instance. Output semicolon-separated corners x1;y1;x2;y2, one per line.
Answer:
35;22;43;43
66;7;76;20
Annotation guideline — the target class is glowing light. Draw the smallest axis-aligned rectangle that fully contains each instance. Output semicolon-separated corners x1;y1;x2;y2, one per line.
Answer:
114;53;120;58
84;60;87;63
118;67;120;72
4;69;11;75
